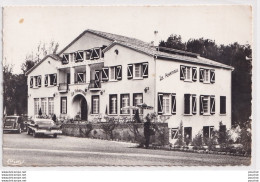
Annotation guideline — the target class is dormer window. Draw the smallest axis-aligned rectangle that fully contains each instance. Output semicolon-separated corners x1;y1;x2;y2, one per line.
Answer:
62;54;69;64
75;51;84;62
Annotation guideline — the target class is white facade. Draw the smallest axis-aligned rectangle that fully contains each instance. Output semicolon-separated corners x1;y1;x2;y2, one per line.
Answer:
26;29;233;144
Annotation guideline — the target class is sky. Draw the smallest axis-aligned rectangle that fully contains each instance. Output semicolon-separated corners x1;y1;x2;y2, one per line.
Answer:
3;5;252;74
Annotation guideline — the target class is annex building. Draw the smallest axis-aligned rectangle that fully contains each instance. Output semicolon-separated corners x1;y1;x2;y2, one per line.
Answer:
26;29;234;143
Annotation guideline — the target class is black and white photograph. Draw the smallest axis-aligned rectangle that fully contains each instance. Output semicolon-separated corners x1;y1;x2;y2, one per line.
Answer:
2;5;253;167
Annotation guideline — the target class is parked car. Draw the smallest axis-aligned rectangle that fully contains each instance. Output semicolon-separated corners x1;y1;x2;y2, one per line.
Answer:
27;118;62;138
3;116;25;133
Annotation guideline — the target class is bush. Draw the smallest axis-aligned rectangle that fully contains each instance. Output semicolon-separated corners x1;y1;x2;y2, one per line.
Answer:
101;120;118;140
238;128;251;155
192;132;203;149
175;121;185;147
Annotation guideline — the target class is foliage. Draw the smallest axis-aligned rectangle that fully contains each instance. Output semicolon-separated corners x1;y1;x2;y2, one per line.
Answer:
79;123;93;137
160;35;252;128
101;119;119;140
238;127;251;155
175;121;185;147
191;131;203;149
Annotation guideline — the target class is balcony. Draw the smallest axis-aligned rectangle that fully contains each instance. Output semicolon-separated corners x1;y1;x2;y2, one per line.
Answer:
88;80;101;91
58;83;68;93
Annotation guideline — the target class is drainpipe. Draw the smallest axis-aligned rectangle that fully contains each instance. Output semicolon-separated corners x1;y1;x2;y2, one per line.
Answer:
154;55;157;122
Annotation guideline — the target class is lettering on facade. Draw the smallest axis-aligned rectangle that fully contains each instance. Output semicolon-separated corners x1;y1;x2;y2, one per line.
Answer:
159;68;178;81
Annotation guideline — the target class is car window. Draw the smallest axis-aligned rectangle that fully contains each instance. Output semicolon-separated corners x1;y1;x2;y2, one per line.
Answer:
5;118;17;122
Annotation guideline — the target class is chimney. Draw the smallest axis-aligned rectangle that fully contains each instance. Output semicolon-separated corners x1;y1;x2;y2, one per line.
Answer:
153;30;159;47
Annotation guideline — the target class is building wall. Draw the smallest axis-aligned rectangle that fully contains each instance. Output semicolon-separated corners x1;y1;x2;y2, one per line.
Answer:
27;57;60;117
155;59;232;142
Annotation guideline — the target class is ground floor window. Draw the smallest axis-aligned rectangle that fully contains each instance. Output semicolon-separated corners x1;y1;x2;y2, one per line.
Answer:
109;94;117;114
61;97;67;114
203;126;214;139
92;95;99;114
48;97;54;115
120;94;130;114
133;93;143;114
41;98;47;115
34;98;40;115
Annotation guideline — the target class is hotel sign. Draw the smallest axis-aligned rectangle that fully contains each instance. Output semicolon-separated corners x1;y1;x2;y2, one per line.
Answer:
159;68;178;81
71;89;87;96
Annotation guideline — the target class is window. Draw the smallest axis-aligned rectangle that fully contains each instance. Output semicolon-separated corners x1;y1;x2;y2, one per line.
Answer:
203;126;214;139
171;128;179;139
48;98;54;115
60;97;67;114
220;96;226;114
133;93;143;114
76;73;85;83
49;74;57;86
102;67;109;81
34;98;40;115
163;94;170;115
128;63;148;80
62;54;69;64
184;127;192;140
158;93;176;115
92;95;99;114
120;94;130;114
200;68;215;83
30;77;33;88
134;64;142;78
75;51;84;62
110;67;116;80
41;98;47;115
184;94;197;115
180;65;197;82
200;95;215;115
109;95;117;114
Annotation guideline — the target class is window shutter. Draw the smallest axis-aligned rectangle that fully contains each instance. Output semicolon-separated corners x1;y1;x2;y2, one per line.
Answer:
200;95;204;115
116;65;122;80
30;77;33;88
74;52;78;62
91;96;94;114
220;96;226;114
94;71;100;88
199;68;204;82
89;49;94;60
120;94;123;114
192;67;197;82
38;76;41;87
44;75;48;87
53;74;57;86
171;94;176;115
184;94;190;114
142;62;149;78
62;54;69;64
127;64;133;79
210;96;215;114
180;65;185;80
210;69;215;83
102;67;109;81
158;93;163;115
192;95;197;115
77;51;83;61
85;50;91;60
93;48;100;59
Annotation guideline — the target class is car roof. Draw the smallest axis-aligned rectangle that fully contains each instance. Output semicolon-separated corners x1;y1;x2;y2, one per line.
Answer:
33;118;53;122
5;116;19;118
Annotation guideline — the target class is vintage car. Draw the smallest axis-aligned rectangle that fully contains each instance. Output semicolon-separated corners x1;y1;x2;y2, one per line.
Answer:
3;116;24;133
27;118;62;138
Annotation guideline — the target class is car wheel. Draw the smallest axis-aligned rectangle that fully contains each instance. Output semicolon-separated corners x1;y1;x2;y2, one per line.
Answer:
18;127;22;134
32;131;37;138
53;134;57;138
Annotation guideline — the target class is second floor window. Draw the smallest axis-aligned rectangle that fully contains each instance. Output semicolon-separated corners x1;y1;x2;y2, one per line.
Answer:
200;68;215;83
110;67;116;80
49;74;57;86
134;64;142;78
127;62;148;79
163;94;170;115
75;73;85;83
180;65;197;82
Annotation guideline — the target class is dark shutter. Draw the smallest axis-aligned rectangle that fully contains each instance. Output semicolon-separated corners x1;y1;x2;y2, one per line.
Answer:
184;94;190;114
158;93;163;115
220;96;226;114
192;67;197;82
77;51;84;61
102;67;109;81
74;52;78;62
62;54;69;64
91;96;94;114
92;48;99;59
199;68;204;82
38;76;41;87
127;64;133;79
200;95;204;115
30;77;33;88
142;62;148;78
192;95;197;115
171;94;176;115
210;96;215;115
116;65;122;80
89;49;94;60
44;75;48;87
120;94;123;114
180;65;185;80
94;71;100;88
53;74;57;86
210;69;215;83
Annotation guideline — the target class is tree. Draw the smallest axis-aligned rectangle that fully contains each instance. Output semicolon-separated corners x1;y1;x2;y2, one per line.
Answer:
159;34;186;50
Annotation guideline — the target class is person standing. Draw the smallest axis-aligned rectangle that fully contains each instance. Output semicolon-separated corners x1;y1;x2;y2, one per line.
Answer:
144;114;151;148
52;114;57;123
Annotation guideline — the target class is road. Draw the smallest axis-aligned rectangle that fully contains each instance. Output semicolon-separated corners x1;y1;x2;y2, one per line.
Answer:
2;133;251;166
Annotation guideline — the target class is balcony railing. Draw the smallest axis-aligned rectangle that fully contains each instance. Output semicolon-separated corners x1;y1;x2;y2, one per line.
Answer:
88;80;101;90
58;83;68;92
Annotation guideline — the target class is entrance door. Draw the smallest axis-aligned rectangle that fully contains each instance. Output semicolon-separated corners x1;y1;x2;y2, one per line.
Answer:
81;99;88;121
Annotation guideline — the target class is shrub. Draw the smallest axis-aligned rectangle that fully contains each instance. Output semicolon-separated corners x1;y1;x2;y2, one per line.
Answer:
238;127;251;155
191;132;203;149
100;119;118;140
79;123;93;137
175;121;185;147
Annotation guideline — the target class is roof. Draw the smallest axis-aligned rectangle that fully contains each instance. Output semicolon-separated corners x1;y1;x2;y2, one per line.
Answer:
28;29;233;75
25;54;62;76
